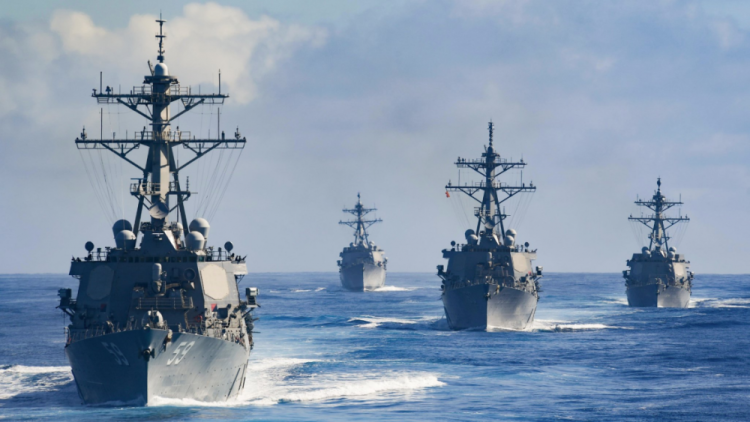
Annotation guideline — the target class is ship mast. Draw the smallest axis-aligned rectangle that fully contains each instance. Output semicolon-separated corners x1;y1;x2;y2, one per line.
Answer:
446;122;535;238
75;15;246;242
339;193;382;245
629;178;689;251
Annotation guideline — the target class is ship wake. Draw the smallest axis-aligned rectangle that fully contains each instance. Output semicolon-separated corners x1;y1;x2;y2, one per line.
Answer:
528;319;630;332
150;357;444;407
0;365;76;404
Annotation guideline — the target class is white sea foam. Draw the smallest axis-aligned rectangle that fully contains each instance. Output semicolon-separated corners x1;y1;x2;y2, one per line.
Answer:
315;287;326;292
348;315;441;329
151;357;444;407
693;298;750;309
529;319;626;332
291;289;312;293
601;297;629;306
0;365;74;400
372;286;418;292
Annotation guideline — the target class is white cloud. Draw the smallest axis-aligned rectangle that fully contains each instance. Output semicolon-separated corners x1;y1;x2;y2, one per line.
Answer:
47;2;326;104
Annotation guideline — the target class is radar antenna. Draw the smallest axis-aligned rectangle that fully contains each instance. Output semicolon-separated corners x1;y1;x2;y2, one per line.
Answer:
76;17;246;241
156;13;166;62
339;193;382;245
628;178;689;251
445;122;535;237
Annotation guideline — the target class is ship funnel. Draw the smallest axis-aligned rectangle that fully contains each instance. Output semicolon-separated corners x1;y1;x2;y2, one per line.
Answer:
186;231;206;251
189;218;210;240
115;230;136;250
112;219;133;236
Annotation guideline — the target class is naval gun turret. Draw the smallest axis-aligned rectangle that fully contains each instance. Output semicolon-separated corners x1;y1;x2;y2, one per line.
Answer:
624;178;693;307
437;122;542;330
58;16;258;405
337;193;387;291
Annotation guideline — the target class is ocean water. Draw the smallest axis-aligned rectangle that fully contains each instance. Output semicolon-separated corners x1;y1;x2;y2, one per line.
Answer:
1;272;750;421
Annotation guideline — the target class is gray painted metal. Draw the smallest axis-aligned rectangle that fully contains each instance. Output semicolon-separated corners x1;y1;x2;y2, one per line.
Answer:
339;262;386;291
338;194;387;291
438;122;541;330
59;17;258;405
626;283;690;308
66;329;248;405
442;283;537;330
624;179;693;308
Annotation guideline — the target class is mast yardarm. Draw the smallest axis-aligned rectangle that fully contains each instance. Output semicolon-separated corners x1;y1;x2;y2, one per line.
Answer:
75;16;246;241
339;193;382;245
445;122;535;236
629;178;689;251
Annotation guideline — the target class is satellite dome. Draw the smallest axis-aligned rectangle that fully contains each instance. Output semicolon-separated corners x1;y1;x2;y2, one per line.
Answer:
189;218;210;240
669;247;676;252
186;231;205;252
112;219;132;236
154;63;169;76
642;247;649;253
506;229;517;237
115;230;136;250
504;236;515;246
668;251;675;259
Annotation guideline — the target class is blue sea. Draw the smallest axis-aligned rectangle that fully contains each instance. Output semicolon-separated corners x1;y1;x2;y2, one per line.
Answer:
1;272;750;421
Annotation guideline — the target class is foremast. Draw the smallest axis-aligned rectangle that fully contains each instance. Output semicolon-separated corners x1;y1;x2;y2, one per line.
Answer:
75;16;246;242
446;122;535;239
629;178;689;251
339;193;382;245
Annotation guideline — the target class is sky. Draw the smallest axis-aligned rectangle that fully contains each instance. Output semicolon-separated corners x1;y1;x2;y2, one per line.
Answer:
1;0;750;274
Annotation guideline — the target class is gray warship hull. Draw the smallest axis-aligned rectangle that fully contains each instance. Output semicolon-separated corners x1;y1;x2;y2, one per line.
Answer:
66;329;248;405
442;284;537;330
340;263;385;291
626;284;690;308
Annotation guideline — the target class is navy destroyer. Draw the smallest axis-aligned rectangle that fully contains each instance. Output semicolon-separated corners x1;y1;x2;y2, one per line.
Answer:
437;122;542;330
624;178;693;307
57;17;259;405
337;194;387;291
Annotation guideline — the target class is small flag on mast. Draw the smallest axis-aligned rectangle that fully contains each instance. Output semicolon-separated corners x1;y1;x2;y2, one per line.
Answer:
445;191;450;198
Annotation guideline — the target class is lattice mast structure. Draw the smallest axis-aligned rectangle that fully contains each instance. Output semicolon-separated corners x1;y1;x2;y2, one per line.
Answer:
339;193;382;245
75;16;245;241
629;178;689;251
446;122;535;237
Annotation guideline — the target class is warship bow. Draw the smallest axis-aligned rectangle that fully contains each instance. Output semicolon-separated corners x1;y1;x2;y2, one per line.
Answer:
624;178;693;307
337;193;387;291
58;17;259;405
438;122;542;330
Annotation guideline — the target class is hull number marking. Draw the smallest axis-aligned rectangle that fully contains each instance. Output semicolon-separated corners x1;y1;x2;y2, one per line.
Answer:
167;341;196;366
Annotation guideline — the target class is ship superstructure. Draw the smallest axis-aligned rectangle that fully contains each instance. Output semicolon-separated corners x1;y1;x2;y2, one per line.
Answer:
337;193;387;291
57;17;259;405
437;122;542;330
624;178;693;307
